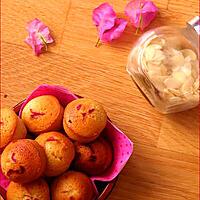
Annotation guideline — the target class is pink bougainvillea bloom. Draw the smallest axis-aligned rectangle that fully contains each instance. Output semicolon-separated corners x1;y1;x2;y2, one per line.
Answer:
25;18;54;56
25;32;44;56
92;3;127;45
125;0;158;31
93;3;116;37
100;18;128;42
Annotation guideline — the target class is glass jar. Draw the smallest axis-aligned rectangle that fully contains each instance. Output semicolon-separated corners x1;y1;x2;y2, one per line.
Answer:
126;16;199;114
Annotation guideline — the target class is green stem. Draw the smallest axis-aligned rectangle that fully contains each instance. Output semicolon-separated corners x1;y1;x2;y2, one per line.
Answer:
135;0;143;35
38;33;48;51
95;38;101;47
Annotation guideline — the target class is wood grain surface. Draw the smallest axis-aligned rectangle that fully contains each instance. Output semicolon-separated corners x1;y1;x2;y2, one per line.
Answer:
1;0;199;199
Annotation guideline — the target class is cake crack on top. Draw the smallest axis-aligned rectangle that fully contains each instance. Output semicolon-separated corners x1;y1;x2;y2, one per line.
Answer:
89;155;97;162
11;153;17;162
46;136;59;142
23;194;39;200
30;109;45;119
7;166;25;177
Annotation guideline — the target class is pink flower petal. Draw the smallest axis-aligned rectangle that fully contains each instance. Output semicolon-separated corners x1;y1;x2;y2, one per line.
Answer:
25;18;54;56
141;1;158;29
0;167;10;190
39;27;54;44
100;18;128;42
125;0;143;23
26;18;45;32
92;3;116;38
26;18;54;43
25;32;44;56
125;0;158;30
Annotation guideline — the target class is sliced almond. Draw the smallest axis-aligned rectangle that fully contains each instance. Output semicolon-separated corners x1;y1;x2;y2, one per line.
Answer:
151;44;162;50
168;88;182;96
164;77;182;89
144;45;164;63
160;64;168;75
172;65;181;72
181;77;194;93
142;38;199;107
169;52;185;67
148;70;161;77
151;38;166;46
169;96;183;104
144;46;156;61
146;62;161;71
150;75;168;91
185;56;192;63
183;92;195;100
163;88;174;98
180;62;192;76
181;49;197;60
153;49;165;61
172;71;187;83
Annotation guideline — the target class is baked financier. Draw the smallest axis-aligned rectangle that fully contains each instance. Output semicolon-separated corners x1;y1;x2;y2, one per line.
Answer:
51;171;94;200
0;107;27;148
63;98;107;143
35;131;75;176
74;137;113;175
7;178;50;200
21;95;64;134
1;139;46;183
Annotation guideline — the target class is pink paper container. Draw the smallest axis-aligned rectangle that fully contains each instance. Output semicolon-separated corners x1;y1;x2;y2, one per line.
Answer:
0;84;133;200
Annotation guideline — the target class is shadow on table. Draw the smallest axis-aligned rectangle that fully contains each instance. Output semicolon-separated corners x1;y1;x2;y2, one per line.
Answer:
165;106;199;135
166;105;199;120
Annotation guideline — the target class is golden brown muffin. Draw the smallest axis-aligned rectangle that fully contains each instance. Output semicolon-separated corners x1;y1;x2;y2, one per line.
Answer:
0;107;27;148
63;98;107;143
35;131;75;176
7;178;50;200
74;137;113;176
1;139;46;183
51;171;94;200
21;95;64;134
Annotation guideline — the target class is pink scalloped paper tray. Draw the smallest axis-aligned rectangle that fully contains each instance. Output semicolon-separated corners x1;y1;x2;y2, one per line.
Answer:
0;84;133;196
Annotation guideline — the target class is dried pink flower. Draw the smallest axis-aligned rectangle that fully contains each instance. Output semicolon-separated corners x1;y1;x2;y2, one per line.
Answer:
93;3;116;37
25;18;54;56
46;137;58;142
100;18;128;42
76;104;82;110
92;3;127;46
30;109;45;119
88;108;95;114
125;0;158;31
11;153;16;163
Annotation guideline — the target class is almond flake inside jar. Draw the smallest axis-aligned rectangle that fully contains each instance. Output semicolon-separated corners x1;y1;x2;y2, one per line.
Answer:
141;36;199;110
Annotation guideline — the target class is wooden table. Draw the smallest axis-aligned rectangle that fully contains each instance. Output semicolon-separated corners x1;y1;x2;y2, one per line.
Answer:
1;0;199;199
